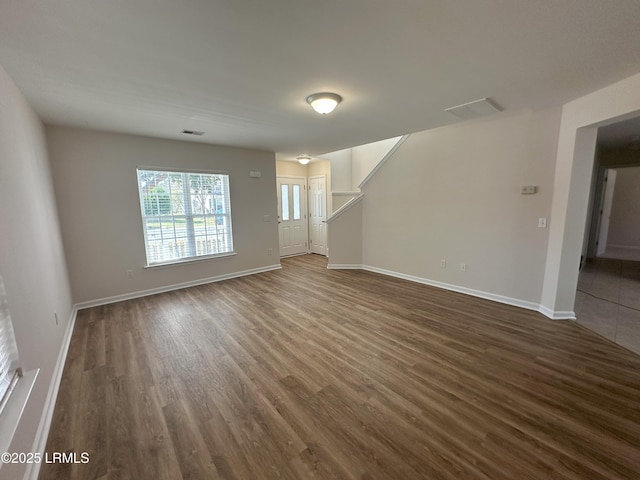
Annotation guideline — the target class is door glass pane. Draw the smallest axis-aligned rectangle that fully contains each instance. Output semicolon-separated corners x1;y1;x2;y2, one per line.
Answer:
293;184;301;220
281;184;289;221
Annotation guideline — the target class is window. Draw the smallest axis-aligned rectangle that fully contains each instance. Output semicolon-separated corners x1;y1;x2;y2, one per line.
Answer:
0;274;20;414
137;169;234;266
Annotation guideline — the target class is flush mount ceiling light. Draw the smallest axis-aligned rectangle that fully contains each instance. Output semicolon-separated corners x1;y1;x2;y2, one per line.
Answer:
306;92;342;114
296;154;312;165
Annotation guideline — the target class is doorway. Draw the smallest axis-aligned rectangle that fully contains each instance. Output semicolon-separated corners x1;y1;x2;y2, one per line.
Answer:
276;176;308;257
574;117;640;354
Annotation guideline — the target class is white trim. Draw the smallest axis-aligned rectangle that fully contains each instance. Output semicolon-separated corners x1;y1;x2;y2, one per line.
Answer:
138;165;229;175
75;264;282;310
144;251;237;269
332;191;361;196
327;264;363;270
538;305;576;320
25;306;78;480
326;194;363;224
362;265;541;312
327;263;570;319
358;135;410;189
280;252;309;258
0;369;38;464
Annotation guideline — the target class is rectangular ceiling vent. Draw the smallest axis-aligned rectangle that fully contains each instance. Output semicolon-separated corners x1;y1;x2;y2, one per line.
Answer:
181;129;205;136
444;97;502;120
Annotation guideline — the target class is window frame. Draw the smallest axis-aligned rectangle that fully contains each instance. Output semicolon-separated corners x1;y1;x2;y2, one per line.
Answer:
0;274;20;417
136;167;236;267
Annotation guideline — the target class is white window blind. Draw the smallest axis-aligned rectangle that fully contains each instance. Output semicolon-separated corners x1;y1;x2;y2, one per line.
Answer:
0;274;20;413
137;169;234;266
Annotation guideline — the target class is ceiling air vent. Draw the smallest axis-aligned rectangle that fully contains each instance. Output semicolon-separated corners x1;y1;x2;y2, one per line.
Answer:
445;97;502;120
181;129;205;136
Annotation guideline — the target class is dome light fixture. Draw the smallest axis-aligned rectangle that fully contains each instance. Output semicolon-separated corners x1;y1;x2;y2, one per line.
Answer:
296;154;312;165
306;92;342;114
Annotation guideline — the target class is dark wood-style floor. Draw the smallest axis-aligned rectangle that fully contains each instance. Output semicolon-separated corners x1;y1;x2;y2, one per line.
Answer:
41;254;640;480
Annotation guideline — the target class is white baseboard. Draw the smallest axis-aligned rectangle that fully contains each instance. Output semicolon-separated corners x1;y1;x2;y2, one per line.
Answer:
362;265;541;312
75;264;282;310
538;305;576;320
327;263;573;320
25;306;78;480
327;263;363;270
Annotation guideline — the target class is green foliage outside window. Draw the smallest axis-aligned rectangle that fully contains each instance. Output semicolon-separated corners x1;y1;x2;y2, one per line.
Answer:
143;186;171;215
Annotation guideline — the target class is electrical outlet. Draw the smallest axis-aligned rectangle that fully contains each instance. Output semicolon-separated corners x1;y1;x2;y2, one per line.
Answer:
460;263;466;272
538;217;547;228
440;259;446;269
267;248;273;256
54;312;59;325
127;269;133;278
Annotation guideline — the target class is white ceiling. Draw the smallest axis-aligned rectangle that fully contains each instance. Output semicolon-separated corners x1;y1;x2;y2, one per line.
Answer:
1;1;640;160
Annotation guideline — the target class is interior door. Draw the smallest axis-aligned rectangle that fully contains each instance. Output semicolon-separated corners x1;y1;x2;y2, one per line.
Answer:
277;176;308;257
308;175;327;255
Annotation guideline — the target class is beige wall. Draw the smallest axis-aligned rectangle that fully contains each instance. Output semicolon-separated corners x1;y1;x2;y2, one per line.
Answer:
327;199;363;266
607;166;640;248
47;127;279;304
352;136;401;189
360;108;561;305
332;193;359;212
276;160;307;177
0;65;73;478
319;149;351;192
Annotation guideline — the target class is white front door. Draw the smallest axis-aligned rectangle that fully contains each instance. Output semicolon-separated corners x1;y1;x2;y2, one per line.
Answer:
277;176;308;257
308;175;327;255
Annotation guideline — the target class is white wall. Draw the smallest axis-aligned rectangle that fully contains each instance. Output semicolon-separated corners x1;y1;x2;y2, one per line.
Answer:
332;193;360;212
360;108;561;306
351;136;402;189
0;65;73;478
607;166;640;248
319;149;352;192
47;126;279;304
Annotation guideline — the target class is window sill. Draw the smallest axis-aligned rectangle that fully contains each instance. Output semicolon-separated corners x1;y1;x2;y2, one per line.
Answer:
0;369;38;455
144;251;237;269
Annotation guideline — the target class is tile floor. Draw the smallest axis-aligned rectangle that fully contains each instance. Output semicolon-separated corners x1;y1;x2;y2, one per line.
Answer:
575;257;640;355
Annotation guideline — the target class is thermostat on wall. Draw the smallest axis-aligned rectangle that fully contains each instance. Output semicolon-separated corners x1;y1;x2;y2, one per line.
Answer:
249;171;261;178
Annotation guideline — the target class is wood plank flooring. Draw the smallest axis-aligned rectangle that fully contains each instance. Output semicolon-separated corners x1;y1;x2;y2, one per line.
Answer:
40;254;640;479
